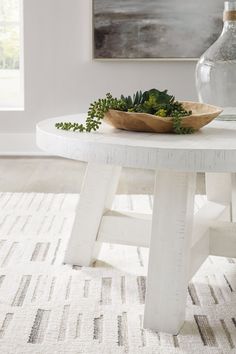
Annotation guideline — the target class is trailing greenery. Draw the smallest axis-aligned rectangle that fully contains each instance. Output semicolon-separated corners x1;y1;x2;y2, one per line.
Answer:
55;89;194;134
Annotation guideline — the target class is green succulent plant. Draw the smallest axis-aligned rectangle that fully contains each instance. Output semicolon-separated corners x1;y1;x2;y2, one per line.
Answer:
55;89;194;134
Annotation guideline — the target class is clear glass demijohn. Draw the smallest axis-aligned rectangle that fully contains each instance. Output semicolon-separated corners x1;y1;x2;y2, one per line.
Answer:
196;1;236;108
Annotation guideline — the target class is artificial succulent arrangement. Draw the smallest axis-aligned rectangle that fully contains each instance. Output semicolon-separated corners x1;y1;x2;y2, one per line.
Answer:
55;88;194;134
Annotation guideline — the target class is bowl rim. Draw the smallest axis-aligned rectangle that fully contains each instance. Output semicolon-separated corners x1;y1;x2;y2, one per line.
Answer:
107;101;223;121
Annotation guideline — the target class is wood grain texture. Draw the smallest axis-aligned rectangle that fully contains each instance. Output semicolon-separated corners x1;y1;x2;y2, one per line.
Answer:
37;115;236;172
104;102;222;133
143;171;196;334
64;163;121;266
36;115;236;334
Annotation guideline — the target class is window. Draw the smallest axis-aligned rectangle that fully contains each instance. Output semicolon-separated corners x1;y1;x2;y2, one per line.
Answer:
0;0;23;109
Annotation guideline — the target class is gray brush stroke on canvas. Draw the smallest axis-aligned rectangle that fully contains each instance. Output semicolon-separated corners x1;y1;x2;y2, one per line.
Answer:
94;0;224;59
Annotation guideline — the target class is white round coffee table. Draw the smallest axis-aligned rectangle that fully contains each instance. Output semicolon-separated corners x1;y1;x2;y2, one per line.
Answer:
36;114;236;334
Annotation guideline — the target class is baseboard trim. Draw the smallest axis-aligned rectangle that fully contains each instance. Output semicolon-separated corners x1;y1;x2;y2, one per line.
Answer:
0;133;48;156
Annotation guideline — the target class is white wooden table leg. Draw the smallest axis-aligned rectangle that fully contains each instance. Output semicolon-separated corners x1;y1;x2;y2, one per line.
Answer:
64;163;121;266
206;173;231;205
144;170;196;334
206;173;232;221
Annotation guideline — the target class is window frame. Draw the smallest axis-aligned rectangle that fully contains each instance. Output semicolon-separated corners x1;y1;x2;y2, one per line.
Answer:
0;0;24;111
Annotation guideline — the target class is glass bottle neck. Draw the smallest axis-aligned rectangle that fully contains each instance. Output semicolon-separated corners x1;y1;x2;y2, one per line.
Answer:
222;20;236;34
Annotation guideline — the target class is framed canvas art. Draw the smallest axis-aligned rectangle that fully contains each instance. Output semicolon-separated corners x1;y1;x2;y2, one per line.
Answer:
93;0;224;60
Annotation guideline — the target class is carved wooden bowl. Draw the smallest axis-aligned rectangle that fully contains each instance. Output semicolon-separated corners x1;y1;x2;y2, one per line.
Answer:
104;101;223;133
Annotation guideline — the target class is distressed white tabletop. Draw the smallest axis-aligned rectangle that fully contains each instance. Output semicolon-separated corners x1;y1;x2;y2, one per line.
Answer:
36;114;236;172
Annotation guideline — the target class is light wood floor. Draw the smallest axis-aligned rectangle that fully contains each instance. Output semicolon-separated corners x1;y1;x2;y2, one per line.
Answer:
0;157;205;194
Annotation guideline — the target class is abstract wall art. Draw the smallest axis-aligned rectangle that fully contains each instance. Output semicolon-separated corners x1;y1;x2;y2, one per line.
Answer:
93;0;224;60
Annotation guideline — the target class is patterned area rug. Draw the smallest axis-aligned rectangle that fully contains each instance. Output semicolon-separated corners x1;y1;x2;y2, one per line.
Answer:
0;193;235;354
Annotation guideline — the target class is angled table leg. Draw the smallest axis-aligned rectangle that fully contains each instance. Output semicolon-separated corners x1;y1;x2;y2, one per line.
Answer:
144;170;196;334
206;173;232;205
64;163;121;266
206;173;233;220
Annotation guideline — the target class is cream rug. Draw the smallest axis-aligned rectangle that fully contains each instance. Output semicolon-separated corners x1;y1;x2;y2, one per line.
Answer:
0;193;235;354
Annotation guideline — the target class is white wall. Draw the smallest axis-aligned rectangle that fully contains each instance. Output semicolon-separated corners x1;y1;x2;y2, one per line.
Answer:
0;0;198;153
